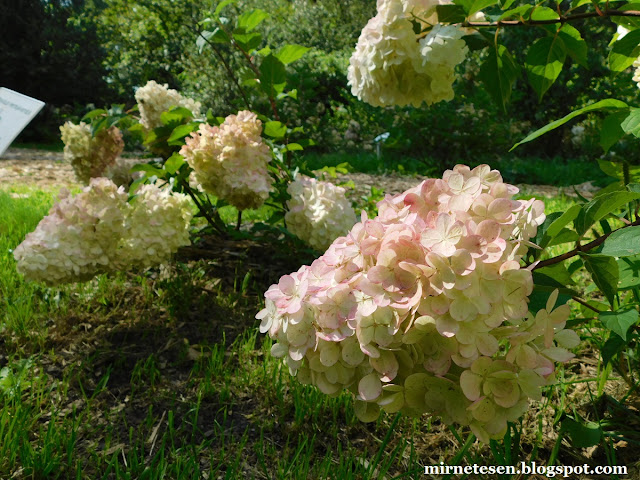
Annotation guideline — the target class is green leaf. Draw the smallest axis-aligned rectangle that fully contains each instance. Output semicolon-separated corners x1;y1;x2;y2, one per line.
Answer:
600;110;629;152
557;25;588;68
82;109;107;122
479;44;519;112
609;28;640;72
276;44;310;65
167;123;198;144
436;4;467;23
535;264;576;286
529;6;559;21
130;163;166;179
545;204;581;242
601;226;640;257
525;36;566;101
574;191;640;235
510;99;629;151
601;334;626;366
618;254;640;289
237;9;269;32
196;28;231;52
214;0;236;16
582;254;619;306
621;108;640;137
283;143;303;152
164;153;185;175
263;121;287;139
161;107;195;126
597;159;640;181
234;31;263;52
561;416;603;448
259;54;287;97
469;0;498;14
499;4;531;19
613;3;640;30
600;308;639;340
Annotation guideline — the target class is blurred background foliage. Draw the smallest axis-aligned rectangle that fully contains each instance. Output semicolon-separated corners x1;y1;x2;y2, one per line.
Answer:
2;0;639;179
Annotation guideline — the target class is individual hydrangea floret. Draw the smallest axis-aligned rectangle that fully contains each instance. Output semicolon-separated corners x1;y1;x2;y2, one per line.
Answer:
258;164;574;442
14;179;193;285
180;111;274;210
135;80;201;130
285;175;357;250
60;122;124;184
347;0;469;107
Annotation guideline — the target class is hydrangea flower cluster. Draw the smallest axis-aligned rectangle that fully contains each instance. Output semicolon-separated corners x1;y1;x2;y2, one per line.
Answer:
117;184;194;269
14;179;193;285
347;0;469;107
135;80;202;130
180;111;274;210
258;165;577;442
285;175;358;251
60;122;124;184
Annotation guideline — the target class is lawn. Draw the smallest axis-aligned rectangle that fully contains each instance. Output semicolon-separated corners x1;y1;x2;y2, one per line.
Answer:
1;182;638;479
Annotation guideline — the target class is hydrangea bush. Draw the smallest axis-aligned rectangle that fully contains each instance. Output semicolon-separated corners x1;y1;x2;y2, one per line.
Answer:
258;165;583;441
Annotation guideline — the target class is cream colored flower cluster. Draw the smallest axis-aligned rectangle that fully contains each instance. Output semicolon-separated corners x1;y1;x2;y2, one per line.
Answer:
258;164;577;442
180;111;274;210
60;122;124;184
135;80;201;130
347;0;469;107
285;175;358;250
14;179;193;285
117;184;193;269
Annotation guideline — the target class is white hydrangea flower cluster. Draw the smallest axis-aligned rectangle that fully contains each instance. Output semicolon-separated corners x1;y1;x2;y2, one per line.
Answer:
347;0;469;107
258;164;577;442
285;175;358;251
14;178;129;284
117;184;193;269
14;179;193;285
180;111;274;210
60;122;124;184
135;80;202;130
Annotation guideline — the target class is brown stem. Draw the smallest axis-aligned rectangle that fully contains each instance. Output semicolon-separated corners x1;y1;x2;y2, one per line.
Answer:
463;9;640;28
236;210;242;231
532;217;640;270
571;296;602;314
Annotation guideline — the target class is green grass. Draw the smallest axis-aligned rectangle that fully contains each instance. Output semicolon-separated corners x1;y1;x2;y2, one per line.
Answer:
1;186;638;479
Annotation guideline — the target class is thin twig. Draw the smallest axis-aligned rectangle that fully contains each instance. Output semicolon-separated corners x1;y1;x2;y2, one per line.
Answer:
571;296;602;314
532;217;640;270
463;9;640;28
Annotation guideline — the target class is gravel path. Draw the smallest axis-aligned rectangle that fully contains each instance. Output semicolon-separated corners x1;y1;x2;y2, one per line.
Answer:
1;147;598;198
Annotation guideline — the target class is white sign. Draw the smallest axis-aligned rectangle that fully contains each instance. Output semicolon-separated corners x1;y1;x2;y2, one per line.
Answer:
0;87;45;156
